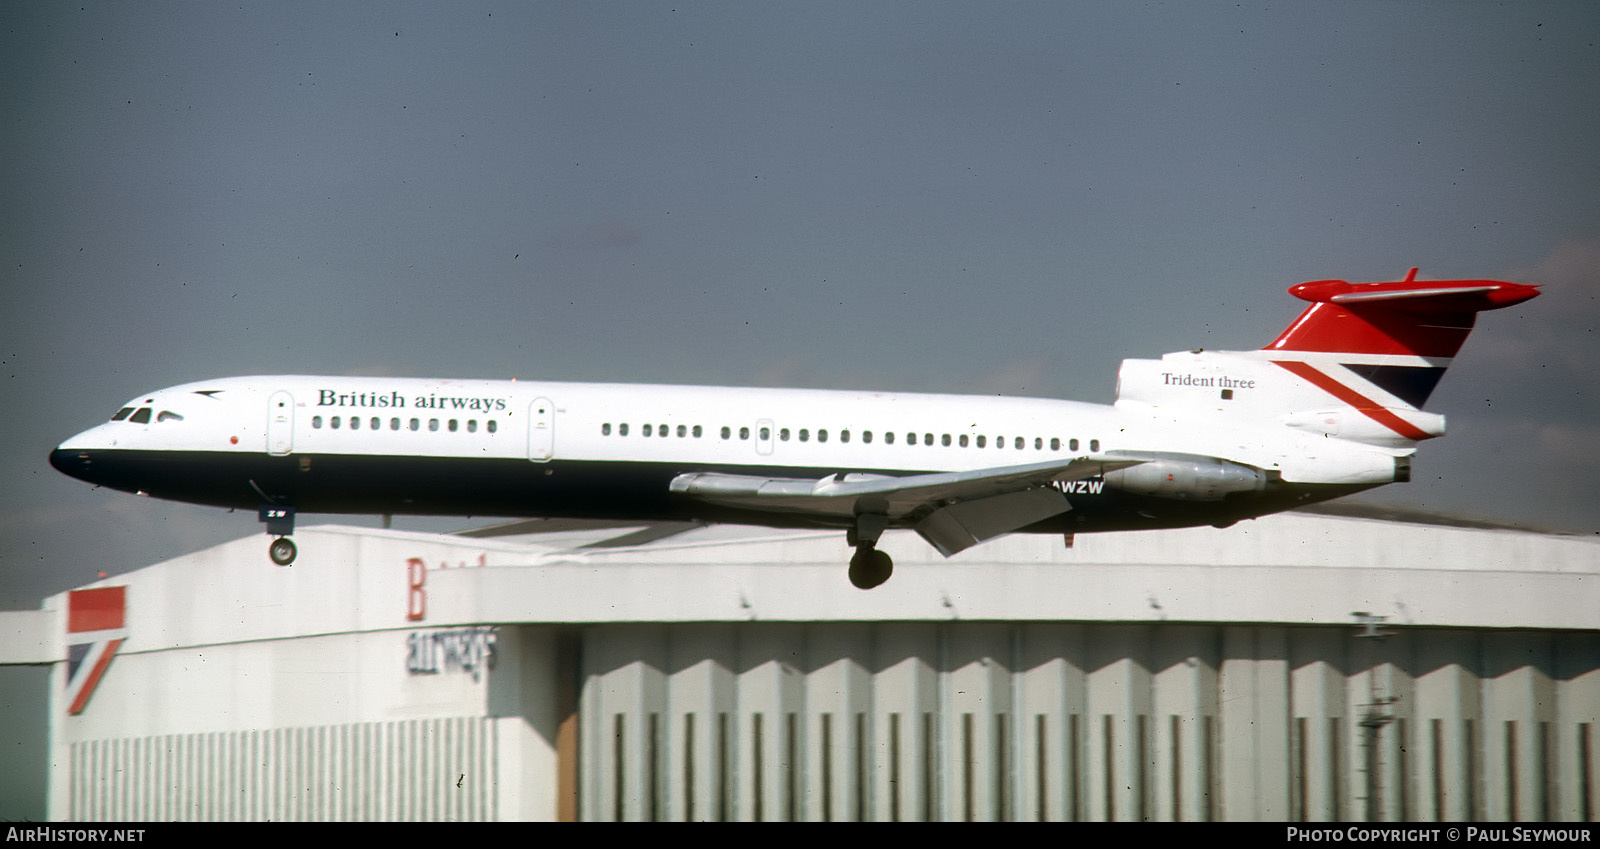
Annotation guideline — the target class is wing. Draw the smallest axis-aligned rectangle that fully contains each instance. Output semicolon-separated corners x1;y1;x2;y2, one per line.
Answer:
669;456;1143;556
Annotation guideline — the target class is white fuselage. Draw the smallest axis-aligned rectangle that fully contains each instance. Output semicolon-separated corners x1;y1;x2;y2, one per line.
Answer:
51;370;1394;538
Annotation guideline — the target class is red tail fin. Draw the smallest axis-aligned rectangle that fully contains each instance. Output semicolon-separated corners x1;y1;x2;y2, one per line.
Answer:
1264;269;1539;358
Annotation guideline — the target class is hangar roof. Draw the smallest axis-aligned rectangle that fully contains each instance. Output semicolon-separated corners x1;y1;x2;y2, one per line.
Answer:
4;511;1595;665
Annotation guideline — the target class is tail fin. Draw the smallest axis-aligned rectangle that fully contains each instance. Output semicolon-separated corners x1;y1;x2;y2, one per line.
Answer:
1263;269;1539;409
1113;270;1537;460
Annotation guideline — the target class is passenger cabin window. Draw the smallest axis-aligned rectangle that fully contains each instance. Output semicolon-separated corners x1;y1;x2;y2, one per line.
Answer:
601;423;611;436
1090;439;1100;451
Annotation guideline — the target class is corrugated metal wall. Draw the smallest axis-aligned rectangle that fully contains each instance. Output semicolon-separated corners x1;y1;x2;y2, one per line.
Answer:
62;623;1600;821
578;623;1600;822
70;717;497;821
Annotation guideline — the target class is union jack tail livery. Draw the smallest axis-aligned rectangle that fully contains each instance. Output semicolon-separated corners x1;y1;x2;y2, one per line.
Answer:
1266;267;1539;410
1261;270;1537;445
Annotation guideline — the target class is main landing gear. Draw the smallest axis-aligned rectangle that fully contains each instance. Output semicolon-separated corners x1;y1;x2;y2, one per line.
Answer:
849;547;893;590
259;504;297;566
846;514;893;590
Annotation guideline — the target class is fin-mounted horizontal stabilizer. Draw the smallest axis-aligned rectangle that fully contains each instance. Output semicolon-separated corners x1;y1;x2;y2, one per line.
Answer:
1265;269;1539;358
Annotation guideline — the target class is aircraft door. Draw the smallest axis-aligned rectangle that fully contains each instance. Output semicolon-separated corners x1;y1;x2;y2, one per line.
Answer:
267;391;294;455
528;397;554;462
756;418;775;456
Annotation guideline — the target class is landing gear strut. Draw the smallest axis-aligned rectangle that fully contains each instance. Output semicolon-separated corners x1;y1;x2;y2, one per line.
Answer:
259;504;297;566
846;513;893;590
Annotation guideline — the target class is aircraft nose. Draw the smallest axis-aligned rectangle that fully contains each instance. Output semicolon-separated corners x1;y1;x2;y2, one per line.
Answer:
50;446;91;481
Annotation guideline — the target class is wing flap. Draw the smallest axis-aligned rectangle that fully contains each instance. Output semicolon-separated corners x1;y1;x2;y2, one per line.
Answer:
915;487;1074;556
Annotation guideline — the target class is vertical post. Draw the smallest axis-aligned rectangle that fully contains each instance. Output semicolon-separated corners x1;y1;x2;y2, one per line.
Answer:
1353;612;1397;823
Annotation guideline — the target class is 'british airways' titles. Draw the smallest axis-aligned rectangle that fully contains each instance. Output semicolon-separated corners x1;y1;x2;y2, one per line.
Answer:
318;390;508;412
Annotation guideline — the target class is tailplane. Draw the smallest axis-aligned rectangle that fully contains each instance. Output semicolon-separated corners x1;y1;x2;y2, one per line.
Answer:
1268;269;1539;355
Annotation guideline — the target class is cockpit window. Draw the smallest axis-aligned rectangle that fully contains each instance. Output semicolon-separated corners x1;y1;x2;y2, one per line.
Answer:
157;411;184;423
111;407;135;422
129;408;152;424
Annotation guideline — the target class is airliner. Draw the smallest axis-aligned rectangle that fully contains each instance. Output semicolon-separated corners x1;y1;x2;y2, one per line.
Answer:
50;271;1538;588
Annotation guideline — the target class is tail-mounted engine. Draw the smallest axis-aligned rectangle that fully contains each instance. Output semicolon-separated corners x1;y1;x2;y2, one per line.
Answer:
1102;455;1269;502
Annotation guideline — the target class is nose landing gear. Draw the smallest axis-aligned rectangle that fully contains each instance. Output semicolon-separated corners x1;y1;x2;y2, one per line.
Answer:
268;536;297;566
259;504;297;566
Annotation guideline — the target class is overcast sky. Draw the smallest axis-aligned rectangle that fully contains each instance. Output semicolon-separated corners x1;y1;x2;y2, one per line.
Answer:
3;2;1597;609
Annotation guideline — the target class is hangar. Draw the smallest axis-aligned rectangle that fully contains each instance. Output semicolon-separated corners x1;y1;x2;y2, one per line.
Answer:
1;510;1596;822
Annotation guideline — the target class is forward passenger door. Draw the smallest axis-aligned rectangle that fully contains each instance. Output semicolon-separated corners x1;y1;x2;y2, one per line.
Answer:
528;397;554;462
267;391;294;455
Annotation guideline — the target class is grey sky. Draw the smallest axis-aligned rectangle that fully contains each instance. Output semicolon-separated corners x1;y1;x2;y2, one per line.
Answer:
4;2;1597;609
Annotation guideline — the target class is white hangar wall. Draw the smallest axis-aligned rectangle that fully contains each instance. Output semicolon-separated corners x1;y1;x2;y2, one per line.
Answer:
20;512;1600;822
41;527;568;822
